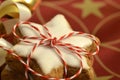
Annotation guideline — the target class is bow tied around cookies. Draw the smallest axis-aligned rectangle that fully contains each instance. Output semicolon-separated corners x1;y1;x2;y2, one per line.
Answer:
13;17;99;79
0;15;100;80
13;21;99;55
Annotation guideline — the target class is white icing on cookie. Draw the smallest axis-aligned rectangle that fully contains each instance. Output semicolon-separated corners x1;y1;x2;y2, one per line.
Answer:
45;14;73;38
19;23;44;37
0;38;13;67
12;41;63;74
0;48;6;67
0;38;13;48
12;14;92;74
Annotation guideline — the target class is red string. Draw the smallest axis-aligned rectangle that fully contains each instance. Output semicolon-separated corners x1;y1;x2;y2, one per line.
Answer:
1;21;100;80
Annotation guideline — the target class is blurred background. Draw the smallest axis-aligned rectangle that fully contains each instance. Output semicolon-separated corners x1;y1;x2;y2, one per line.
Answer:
0;0;120;80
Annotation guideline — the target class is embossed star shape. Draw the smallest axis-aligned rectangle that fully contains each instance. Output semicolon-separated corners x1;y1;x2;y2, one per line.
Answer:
73;0;106;18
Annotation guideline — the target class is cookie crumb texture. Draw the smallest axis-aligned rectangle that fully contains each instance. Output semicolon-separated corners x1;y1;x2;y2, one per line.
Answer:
1;66;94;80
1;68;26;80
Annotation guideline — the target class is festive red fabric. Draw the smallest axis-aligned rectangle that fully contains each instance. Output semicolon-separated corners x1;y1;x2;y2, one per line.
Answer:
29;0;120;80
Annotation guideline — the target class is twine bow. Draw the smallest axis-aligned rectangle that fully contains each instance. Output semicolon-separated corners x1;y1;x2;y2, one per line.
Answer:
0;21;99;80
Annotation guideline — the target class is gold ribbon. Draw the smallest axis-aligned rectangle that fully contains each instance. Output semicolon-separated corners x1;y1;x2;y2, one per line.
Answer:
0;0;41;19
12;0;41;10
0;4;19;19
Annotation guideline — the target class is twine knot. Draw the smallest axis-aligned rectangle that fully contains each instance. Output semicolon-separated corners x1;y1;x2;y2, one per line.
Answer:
48;37;57;47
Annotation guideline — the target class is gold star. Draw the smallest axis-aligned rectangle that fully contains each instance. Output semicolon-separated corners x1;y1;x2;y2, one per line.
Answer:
73;0;105;18
95;75;113;80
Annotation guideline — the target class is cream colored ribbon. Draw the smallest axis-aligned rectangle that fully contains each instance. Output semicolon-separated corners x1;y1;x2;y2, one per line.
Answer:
0;0;32;34
0;0;32;21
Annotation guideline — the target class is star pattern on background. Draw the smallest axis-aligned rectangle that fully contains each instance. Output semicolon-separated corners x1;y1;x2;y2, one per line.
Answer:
73;0;106;18
95;75;113;80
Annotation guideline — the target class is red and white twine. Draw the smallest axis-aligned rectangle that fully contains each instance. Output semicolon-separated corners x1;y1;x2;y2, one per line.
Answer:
0;21;100;80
